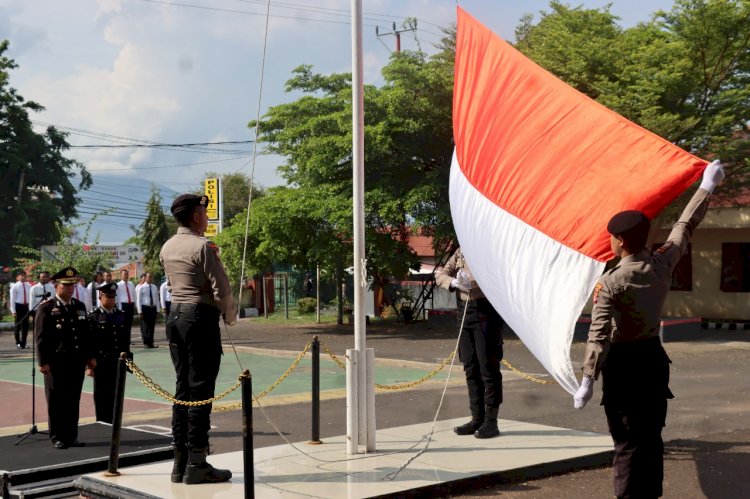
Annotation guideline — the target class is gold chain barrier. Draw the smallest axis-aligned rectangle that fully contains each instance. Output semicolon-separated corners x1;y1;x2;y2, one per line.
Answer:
322;341;555;388
124;339;553;413
125;357;247;407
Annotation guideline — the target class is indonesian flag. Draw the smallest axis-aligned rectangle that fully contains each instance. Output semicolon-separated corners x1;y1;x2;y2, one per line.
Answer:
451;7;706;394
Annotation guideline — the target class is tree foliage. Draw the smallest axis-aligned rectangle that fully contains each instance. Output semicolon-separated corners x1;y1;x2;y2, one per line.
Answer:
515;0;750;201
242;30;457;290
137;187;169;279
0;40;91;266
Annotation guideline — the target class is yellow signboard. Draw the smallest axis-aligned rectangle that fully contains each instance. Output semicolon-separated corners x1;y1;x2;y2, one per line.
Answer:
205;223;219;238
204;178;219;220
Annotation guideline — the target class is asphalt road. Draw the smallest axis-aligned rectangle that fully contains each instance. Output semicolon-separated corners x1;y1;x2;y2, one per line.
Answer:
2;315;748;498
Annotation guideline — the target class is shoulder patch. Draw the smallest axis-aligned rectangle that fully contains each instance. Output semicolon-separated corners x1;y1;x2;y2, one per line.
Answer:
593;283;604;304
655;241;674;254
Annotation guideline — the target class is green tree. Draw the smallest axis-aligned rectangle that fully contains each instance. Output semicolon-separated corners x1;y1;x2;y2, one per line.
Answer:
515;0;750;199
137;187;169;279
246;33;457;295
0;40;91;266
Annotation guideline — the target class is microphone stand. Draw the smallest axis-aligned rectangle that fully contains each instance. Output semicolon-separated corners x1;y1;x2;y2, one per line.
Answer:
15;292;51;445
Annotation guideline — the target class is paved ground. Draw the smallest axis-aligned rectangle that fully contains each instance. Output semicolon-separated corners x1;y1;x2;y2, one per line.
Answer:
1;315;748;498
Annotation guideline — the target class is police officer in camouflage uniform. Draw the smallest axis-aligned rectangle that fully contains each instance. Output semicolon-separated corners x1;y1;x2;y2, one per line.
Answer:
574;160;725;498
34;267;97;449
160;193;238;485
88;282;131;424
436;247;505;439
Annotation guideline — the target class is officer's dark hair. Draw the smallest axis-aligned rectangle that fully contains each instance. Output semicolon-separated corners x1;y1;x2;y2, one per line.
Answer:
173;206;197;227
617;226;649;253
92;271;103;279
16;270;26;277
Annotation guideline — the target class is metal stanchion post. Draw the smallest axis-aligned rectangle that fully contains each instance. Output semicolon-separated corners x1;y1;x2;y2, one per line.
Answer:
241;370;254;499
308;336;322;444
105;352;128;476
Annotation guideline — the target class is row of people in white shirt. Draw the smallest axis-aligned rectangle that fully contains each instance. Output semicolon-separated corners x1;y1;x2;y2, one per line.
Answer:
8;273;172;315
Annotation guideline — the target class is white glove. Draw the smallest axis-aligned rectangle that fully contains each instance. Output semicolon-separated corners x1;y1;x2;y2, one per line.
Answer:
451;270;472;292
699;159;724;193
573;376;594;409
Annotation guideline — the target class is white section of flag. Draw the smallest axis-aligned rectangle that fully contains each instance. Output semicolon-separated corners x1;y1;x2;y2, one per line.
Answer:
450;152;605;394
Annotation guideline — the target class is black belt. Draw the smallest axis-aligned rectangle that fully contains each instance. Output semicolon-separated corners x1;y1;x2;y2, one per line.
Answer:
173;302;219;315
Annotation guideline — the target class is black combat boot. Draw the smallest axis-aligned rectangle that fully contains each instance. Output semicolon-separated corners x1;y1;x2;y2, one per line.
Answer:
183;447;232;484
171;445;188;483
453;406;484;436
474;406;500;439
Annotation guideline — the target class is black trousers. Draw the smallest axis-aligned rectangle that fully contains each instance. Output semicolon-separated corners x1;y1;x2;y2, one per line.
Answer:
166;303;222;449
93;358;118;423
602;338;672;499
44;354;87;444
140;305;157;346
14;303;30;347
121;302;135;335
457;297;504;412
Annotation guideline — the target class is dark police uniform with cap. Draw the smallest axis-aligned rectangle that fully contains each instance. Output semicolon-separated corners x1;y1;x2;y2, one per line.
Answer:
33;267;96;449
436;248;505;438
159;193;237;484
88;282;130;424
582;188;710;498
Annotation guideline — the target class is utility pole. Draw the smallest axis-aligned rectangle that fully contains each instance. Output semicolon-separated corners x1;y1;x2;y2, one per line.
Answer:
375;20;417;53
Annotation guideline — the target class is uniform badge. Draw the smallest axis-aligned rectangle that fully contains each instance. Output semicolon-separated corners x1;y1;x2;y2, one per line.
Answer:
655;241;674;254
51;308;61;315
593;283;603;304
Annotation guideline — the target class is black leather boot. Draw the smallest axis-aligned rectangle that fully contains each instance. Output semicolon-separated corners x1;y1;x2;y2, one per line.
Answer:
171;446;188;483
454;406;484;435
474;406;500;439
183;447;232;484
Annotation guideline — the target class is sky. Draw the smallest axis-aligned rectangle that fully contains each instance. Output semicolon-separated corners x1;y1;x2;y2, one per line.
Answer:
1;0;675;242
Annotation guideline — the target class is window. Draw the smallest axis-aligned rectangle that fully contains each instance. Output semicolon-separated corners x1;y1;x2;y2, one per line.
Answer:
720;243;750;292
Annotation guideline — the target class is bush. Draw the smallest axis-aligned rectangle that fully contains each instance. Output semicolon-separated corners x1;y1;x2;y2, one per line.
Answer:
297;297;317;314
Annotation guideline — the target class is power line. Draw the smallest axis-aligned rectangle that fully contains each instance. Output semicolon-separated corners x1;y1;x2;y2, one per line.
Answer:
69;140;253;150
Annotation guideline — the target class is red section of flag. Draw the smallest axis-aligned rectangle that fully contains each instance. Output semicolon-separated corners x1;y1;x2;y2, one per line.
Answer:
453;7;705;262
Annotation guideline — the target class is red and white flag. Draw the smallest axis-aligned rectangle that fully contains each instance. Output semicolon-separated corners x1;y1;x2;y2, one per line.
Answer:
451;7;706;394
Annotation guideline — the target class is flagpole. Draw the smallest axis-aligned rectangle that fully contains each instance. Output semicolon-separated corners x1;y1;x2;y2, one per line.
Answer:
348;0;374;454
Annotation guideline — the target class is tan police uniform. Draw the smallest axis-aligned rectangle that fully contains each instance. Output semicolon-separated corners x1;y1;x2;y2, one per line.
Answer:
581;187;710;498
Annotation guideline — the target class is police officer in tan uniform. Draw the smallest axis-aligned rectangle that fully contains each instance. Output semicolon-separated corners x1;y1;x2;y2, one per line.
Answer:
34;267;97;449
88;282;130;424
159;193;238;485
574;160;725;498
436;247;505;439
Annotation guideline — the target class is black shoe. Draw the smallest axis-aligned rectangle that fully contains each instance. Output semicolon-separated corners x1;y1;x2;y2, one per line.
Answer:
150;344;158;348
171;446;188;483
68;440;86;447
53;440;68;449
474;406;500;439
183;462;232;484
183;448;232;484
453;419;482;436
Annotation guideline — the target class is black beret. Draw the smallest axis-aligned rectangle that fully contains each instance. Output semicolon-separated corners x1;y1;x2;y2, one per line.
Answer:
51;266;79;284
607;210;650;236
170;194;208;215
97;282;118;296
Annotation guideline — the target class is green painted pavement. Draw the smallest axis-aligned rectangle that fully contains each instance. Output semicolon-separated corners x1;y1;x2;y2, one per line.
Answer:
0;350;450;404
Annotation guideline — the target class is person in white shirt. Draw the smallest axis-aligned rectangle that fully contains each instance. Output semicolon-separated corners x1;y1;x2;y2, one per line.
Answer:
136;272;161;348
86;271;104;310
9;271;33;348
160;279;172;319
116;269;137;335
74;277;91;313
29;271;55;315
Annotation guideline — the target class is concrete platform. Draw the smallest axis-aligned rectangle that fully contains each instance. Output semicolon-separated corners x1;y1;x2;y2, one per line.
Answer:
75;417;613;498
